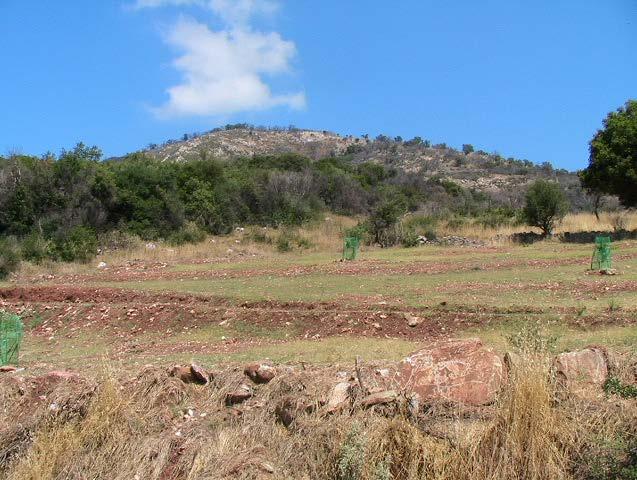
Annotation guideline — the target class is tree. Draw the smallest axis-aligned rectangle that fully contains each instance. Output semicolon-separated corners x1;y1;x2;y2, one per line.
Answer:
580;100;637;207
462;144;474;155
523;180;569;235
368;197;406;247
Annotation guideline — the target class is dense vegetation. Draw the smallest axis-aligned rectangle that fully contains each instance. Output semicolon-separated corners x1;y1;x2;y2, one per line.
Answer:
580;100;637;208
0;142;525;274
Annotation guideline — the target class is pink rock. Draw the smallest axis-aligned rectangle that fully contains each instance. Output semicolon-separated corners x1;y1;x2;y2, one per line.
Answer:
553;347;608;388
326;382;351;413
361;390;397;408
244;363;276;384
398;338;504;405
46;370;80;381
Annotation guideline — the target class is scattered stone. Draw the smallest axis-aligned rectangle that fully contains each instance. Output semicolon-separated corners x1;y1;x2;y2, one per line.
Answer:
398;338;504;405
553;347;608;389
326;382;351;413
169;365;195;383
226;384;253;405
169;364;210;385
190;363;210;384
403;313;421;327
360;390;397;408
244;363;276;384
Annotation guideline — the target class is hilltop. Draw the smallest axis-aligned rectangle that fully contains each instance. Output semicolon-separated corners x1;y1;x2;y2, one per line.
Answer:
145;125;589;210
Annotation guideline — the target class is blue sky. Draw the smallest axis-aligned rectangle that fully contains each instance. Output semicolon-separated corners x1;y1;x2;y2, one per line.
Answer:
1;1;635;170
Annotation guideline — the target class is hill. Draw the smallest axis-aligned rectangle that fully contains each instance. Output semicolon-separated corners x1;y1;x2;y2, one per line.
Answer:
146;125;589;210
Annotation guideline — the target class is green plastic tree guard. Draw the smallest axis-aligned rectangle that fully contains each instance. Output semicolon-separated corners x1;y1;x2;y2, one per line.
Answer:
343;237;360;261
591;236;612;270
0;312;24;366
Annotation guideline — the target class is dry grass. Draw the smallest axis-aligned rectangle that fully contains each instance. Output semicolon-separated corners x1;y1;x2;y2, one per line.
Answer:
437;211;637;241
466;359;573;480
1;357;635;480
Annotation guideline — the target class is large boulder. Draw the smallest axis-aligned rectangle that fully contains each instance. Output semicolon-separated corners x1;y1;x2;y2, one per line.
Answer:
553;347;608;389
397;338;504;405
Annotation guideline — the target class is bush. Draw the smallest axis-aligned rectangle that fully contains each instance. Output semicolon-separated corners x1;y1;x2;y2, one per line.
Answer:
276;230;313;253
51;226;98;263
167;222;207;246
97;230;139;251
246;227;272;244
20;233;50;264
0;238;20;279
344;223;369;241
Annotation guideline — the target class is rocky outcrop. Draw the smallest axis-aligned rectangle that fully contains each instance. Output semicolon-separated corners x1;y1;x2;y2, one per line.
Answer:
397;338;504;405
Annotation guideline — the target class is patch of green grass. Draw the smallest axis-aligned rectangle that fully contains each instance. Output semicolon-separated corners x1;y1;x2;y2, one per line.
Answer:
463;320;637;354
106;256;637;311
164;337;419;365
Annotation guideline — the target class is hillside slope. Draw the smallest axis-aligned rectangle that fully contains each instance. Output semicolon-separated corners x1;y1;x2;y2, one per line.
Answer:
146;126;588;209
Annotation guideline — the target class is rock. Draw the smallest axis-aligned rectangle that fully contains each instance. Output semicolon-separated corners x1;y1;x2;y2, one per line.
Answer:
169;364;210;385
361;390;397;408
0;365;17;373
244;363;276;384
600;268;618;275
503;351;523;374
553;347;608;389
398;338;504;405
404;313;421;327
46;370;80;381
96;261;107;269
190;363;210;384
169;365;196;383
226;384;253;405
326;382;351;413
145;242;157;250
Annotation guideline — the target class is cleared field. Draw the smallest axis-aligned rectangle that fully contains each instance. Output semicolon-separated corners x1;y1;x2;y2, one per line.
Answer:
2;238;636;374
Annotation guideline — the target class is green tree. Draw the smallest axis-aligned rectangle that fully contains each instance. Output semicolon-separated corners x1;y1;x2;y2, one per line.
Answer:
580;100;637;207
462;144;474;154
523;180;569;235
368;196;406;247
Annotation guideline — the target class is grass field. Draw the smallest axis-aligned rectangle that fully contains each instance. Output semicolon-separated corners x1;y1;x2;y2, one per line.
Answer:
2;237;635;373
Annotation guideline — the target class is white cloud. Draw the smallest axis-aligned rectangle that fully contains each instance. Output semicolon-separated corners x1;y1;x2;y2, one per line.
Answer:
154;17;305;117
134;0;303;118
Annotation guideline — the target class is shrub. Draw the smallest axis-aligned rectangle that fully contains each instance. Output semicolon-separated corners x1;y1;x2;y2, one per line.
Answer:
604;377;637;399
506;321;559;354
51;226;98;263
97;230;139;251
276;230;313;253
20;233;50;264
167;222;207;246
246;227;272;244
0;238;20;279
337;424;365;480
